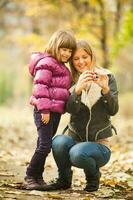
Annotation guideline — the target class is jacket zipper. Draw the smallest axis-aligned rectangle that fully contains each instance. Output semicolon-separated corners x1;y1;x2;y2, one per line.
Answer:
85;89;111;142
86;109;91;142
85;90;92;142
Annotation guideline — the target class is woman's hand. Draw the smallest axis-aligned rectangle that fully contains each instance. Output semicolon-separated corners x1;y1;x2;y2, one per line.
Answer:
75;71;110;95
93;73;110;94
41;113;50;124
75;71;93;95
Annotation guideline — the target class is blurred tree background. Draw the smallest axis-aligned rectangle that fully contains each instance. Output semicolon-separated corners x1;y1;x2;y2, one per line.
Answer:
0;0;133;105
0;1;133;198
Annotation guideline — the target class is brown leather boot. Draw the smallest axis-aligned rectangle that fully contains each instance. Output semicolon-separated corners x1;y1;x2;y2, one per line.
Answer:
36;176;47;187
24;176;44;190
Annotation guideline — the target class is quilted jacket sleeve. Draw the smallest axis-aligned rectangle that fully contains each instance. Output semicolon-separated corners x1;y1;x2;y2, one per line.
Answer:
32;63;52;113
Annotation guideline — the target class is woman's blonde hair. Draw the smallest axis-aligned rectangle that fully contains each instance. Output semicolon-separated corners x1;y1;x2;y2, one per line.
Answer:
45;30;76;61
70;40;96;83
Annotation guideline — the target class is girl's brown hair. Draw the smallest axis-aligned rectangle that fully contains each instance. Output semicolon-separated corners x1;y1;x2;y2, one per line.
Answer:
70;40;96;83
45;30;76;61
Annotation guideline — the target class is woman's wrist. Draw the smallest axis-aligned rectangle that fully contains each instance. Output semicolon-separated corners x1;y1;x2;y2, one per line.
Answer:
75;87;82;95
102;86;110;94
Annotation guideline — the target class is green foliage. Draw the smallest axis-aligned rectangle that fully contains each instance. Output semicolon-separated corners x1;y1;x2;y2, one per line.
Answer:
16;33;47;51
112;9;133;57
0;69;14;104
123;9;133;42
0;0;133;105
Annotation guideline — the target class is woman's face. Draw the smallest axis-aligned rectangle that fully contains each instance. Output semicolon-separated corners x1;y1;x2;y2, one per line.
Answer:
72;48;92;73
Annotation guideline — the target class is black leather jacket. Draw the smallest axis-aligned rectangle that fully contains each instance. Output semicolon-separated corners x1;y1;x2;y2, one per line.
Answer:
65;74;119;142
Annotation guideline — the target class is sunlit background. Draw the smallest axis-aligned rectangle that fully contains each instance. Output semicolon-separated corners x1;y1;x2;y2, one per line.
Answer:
0;1;133;199
0;0;133;106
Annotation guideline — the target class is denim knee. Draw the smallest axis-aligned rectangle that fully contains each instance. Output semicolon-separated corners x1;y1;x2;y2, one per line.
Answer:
52;135;75;154
69;147;86;168
69;146;97;172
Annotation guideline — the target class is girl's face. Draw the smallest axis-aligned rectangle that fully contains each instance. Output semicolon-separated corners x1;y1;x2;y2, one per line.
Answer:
72;48;92;73
59;48;72;63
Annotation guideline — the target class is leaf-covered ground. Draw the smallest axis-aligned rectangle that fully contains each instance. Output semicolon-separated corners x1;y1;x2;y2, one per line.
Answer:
0;105;133;200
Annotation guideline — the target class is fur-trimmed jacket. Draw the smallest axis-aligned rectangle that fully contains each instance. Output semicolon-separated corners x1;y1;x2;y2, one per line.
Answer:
65;67;119;142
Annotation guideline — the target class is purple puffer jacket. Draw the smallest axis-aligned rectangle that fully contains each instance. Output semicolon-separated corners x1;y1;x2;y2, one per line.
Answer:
29;52;72;114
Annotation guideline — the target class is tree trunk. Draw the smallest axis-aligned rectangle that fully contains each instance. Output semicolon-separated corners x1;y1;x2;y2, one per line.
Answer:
98;0;110;68
114;0;122;36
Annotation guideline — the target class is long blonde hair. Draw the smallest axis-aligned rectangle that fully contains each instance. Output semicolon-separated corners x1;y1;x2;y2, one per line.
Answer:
45;30;76;61
70;40;96;83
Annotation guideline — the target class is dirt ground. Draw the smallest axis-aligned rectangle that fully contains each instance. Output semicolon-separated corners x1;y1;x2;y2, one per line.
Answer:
0;106;133;200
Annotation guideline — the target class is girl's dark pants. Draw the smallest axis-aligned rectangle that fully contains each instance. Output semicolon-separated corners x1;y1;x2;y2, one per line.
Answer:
26;107;61;178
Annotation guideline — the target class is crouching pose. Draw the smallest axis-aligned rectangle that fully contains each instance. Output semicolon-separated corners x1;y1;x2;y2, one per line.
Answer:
43;40;119;192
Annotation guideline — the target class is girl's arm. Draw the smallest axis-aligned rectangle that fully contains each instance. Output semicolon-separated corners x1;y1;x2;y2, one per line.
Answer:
33;67;52;113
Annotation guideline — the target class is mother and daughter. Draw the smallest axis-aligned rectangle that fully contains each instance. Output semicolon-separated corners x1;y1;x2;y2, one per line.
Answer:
24;29;119;192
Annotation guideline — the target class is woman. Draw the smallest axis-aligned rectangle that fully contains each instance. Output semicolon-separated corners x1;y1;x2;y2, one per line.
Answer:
44;40;119;192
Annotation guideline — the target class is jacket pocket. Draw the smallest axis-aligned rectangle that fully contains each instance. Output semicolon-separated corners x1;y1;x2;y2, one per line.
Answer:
95;124;112;141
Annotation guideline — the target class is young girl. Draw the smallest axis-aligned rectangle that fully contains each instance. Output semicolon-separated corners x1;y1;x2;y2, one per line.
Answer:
43;40;119;192
24;30;76;190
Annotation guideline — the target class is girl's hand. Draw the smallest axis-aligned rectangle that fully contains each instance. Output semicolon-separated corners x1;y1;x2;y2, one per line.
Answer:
41;113;50;124
75;71;93;95
93;73;110;94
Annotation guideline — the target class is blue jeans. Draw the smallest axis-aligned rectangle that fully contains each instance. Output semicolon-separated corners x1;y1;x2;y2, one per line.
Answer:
52;135;111;177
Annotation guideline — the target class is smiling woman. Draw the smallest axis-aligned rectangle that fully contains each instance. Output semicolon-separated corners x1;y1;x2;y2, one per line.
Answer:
72;48;92;73
43;39;119;192
70;40;96;83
